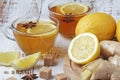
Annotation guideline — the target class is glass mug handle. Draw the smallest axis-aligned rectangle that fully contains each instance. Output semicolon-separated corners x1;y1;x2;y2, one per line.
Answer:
4;26;15;41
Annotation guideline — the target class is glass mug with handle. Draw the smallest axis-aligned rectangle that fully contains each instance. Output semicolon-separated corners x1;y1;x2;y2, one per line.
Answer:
0;0;44;36
48;0;94;38
4;16;59;56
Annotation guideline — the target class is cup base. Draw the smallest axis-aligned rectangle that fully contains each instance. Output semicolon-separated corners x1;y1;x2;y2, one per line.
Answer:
60;33;75;39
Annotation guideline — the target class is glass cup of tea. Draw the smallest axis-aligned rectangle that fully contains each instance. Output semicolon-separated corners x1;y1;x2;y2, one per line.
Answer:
4;16;59;55
48;0;94;38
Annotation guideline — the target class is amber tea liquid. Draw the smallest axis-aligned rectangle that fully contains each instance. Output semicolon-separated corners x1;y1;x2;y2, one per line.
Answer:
14;21;58;55
49;4;92;38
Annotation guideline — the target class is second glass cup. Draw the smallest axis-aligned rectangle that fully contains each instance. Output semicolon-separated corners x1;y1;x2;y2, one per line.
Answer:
48;0;94;38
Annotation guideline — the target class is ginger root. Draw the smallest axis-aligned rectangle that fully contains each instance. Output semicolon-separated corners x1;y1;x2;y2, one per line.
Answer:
100;40;120;58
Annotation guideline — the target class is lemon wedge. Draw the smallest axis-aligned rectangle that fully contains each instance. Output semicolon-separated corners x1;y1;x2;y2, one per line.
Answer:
0;51;20;66
11;52;41;70
59;2;88;15
68;33;100;64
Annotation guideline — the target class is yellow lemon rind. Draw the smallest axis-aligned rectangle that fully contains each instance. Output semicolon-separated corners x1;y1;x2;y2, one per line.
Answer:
116;20;120;42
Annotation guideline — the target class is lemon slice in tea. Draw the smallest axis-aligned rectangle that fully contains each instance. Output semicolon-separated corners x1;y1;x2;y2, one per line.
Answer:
26;21;57;36
59;2;88;15
68;33;100;64
11;52;41;70
0;51;20;66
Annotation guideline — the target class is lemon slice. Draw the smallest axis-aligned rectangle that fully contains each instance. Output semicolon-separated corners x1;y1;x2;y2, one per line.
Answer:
0;51;20;66
68;33;100;64
59;2;88;15
11;52;41;70
26;22;57;36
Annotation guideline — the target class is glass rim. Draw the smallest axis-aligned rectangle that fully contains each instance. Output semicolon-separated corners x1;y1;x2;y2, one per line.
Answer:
11;16;59;36
48;1;94;17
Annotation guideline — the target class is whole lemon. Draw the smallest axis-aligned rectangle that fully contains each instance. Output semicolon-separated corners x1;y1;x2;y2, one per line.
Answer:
116;20;120;42
75;12;116;41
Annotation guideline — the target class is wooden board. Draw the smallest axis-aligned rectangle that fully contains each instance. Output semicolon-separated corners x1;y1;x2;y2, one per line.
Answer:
63;56;83;80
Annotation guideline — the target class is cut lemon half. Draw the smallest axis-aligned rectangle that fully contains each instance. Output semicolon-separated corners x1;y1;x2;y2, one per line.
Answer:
11;52;41;70
0;51;20;66
68;33;100;64
59;2;88;15
26;21;58;36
